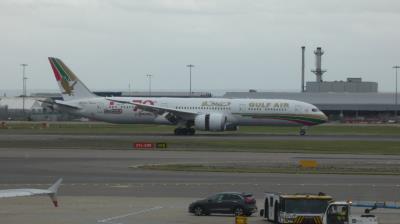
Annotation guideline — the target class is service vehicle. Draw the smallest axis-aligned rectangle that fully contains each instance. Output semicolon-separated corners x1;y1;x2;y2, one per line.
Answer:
188;192;257;216
322;201;378;224
260;192;333;224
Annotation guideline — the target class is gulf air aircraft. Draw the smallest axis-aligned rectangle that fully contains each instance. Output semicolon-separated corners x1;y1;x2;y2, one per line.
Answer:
48;57;328;135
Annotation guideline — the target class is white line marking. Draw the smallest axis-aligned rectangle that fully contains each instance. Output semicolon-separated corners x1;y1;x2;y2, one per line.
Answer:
110;185;130;188
97;206;163;223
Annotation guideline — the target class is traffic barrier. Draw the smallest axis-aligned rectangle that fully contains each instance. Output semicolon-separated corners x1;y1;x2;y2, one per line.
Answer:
235;216;247;224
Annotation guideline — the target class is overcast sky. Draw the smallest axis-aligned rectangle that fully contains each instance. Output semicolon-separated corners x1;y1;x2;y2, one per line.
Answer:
1;0;400;95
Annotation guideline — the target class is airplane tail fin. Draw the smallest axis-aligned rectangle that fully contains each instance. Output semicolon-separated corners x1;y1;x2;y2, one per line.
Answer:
47;178;63;207
48;57;96;101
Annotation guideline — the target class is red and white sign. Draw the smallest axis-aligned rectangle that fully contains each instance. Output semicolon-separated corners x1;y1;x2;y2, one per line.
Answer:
133;142;155;149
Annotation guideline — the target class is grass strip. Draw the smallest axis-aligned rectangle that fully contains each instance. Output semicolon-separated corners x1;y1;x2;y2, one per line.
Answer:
0;138;399;155
135;164;400;175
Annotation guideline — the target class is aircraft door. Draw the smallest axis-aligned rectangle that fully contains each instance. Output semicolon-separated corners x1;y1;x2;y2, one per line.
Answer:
97;103;104;113
239;104;246;113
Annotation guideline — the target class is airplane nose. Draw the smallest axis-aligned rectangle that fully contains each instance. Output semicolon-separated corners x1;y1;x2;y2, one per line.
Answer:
321;112;328;123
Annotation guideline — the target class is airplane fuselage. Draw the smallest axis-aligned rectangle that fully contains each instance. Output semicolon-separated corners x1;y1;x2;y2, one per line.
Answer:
61;97;327;127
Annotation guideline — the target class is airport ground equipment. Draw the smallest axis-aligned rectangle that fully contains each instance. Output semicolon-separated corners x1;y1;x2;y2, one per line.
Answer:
322;201;378;224
321;200;400;224
260;192;333;224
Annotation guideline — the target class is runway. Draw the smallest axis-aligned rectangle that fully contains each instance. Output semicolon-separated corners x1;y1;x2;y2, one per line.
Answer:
0;133;399;223
0;148;400;201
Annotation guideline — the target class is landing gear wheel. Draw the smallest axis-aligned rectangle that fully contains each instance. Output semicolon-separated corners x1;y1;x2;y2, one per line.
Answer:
194;206;204;216
233;207;244;216
299;127;307;136
174;128;182;135
188;128;195;135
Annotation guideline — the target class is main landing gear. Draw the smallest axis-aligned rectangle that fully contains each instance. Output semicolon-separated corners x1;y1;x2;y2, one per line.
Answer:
174;128;196;136
299;127;307;136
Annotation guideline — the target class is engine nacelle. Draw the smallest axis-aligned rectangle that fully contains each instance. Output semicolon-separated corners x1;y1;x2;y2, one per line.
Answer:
194;113;227;131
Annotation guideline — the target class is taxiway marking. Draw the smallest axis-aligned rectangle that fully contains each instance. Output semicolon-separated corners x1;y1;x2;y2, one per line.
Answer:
97;206;163;223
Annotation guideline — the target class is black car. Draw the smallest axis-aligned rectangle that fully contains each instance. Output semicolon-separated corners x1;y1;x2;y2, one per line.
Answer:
188;192;257;216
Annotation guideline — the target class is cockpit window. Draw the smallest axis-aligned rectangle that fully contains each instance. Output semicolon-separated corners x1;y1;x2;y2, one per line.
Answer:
312;108;319;112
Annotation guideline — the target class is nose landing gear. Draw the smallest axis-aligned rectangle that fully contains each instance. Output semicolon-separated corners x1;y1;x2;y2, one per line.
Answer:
299;127;307;136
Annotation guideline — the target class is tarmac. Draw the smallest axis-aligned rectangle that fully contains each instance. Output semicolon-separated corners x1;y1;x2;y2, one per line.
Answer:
1;197;399;224
0;133;399;223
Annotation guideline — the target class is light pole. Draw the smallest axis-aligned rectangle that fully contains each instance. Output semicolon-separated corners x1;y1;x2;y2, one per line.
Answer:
146;74;152;96
21;64;28;115
394;65;400;120
186;64;194;96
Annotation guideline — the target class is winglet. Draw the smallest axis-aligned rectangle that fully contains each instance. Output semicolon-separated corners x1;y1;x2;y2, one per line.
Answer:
48;178;63;207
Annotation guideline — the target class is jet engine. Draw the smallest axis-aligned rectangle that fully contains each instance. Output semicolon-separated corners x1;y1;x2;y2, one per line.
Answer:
194;113;227;131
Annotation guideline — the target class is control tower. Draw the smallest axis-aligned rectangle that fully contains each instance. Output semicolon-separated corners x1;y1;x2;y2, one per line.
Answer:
311;47;326;83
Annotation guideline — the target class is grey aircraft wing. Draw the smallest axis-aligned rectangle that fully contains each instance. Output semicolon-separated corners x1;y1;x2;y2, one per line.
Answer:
0;178;63;207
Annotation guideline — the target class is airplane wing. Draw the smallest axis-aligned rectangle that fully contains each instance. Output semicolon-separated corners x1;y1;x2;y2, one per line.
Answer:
53;100;81;109
0;178;63;207
39;99;81;110
106;98;197;121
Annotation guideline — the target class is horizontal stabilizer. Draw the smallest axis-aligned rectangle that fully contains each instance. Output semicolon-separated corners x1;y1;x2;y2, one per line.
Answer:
54;100;81;110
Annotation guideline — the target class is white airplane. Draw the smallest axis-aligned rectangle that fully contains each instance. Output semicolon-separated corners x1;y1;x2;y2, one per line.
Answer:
48;57;328;135
0;178;62;207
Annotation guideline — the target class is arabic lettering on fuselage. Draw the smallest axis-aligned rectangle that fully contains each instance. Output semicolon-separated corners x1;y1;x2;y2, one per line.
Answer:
201;101;231;107
248;102;289;108
104;108;123;114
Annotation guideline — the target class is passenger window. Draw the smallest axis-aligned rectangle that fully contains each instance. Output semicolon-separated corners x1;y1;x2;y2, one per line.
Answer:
231;195;241;200
207;194;219;202
222;194;240;201
221;194;230;201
